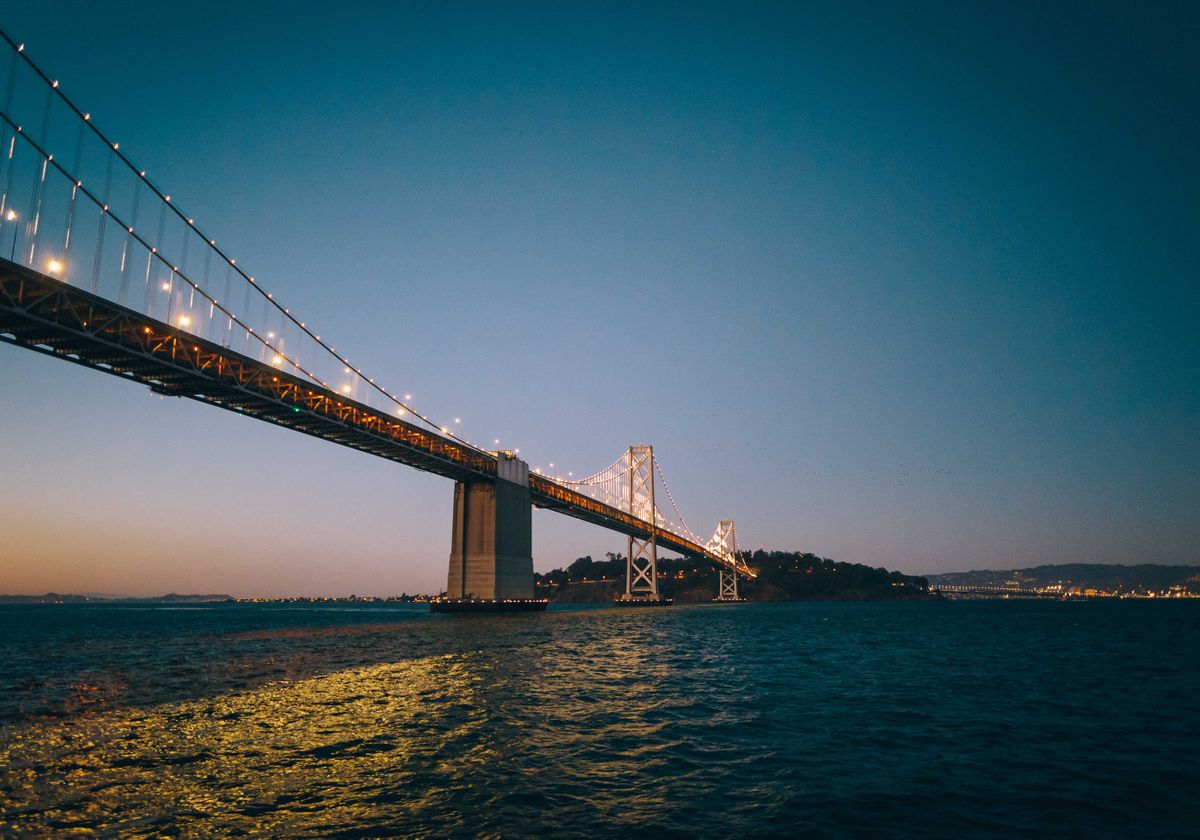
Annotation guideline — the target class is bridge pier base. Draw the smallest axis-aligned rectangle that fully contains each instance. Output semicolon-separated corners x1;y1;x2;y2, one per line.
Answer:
435;453;546;612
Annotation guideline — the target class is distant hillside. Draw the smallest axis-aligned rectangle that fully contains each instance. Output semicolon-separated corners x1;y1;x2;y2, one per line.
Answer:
0;593;234;604
925;564;1200;594
537;551;930;603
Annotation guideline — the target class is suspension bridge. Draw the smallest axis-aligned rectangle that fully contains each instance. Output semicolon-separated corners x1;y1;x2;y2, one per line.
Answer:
0;31;754;609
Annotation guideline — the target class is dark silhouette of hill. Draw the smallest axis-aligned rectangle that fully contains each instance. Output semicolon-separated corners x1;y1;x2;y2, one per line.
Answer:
537;550;931;602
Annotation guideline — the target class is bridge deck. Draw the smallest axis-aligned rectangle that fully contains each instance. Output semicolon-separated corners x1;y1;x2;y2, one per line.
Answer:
0;259;729;568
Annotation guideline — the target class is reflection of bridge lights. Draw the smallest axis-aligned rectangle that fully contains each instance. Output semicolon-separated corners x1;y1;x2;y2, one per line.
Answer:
161;282;170;290
178;315;191;326
341;385;351;394
454;417;461;424
404;394;411;401
397;407;406;416
46;259;63;275
272;354;283;365
4;210;15;222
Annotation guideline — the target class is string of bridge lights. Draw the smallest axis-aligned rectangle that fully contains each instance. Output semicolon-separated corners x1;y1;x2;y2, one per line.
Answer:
556;453;744;565
559;454;629;488
0;30;492;455
652;458;705;545
554;453;701;545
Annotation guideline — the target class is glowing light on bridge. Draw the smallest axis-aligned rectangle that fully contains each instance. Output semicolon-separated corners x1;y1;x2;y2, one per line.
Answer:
45;259;62;275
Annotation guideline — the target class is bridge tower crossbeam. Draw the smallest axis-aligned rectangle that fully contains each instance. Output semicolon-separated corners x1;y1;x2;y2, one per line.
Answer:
718;567;740;601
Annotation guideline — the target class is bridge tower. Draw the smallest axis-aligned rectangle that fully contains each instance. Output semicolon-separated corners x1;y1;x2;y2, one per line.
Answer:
718;567;740;601
616;444;669;605
439;452;543;611
711;519;745;602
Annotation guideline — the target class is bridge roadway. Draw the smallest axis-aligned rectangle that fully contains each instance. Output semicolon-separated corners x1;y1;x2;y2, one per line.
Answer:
0;257;731;569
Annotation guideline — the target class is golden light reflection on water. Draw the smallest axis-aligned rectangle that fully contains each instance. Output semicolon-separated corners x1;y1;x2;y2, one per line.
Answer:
0;616;691;837
1;655;494;835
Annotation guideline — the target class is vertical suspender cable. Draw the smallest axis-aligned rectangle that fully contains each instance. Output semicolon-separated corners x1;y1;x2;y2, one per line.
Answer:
90;143;113;294
0;48;15;221
26;86;52;265
63;120;82;280
117;179;138;306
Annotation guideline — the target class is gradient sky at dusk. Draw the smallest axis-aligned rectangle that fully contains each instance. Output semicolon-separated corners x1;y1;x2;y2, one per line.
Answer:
1;1;1196;596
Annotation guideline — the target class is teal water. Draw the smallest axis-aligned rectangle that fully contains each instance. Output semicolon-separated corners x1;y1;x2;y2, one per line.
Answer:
1;601;1197;836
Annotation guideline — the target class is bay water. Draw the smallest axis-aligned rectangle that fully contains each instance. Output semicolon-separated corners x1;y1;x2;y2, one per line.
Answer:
1;600;1196;837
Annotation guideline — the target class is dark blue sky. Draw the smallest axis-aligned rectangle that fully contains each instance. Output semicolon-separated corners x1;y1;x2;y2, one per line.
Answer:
1;2;1196;595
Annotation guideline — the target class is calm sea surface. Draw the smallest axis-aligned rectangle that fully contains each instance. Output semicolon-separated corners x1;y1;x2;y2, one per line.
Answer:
0;600;1196;837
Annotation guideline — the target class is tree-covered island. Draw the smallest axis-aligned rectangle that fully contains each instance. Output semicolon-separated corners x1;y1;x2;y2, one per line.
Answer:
536;550;932;602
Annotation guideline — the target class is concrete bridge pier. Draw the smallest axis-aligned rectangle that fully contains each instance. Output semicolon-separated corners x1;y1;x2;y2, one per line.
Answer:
435;453;545;612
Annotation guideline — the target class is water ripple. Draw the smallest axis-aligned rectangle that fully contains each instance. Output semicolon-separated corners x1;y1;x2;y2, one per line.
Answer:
0;601;1198;836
